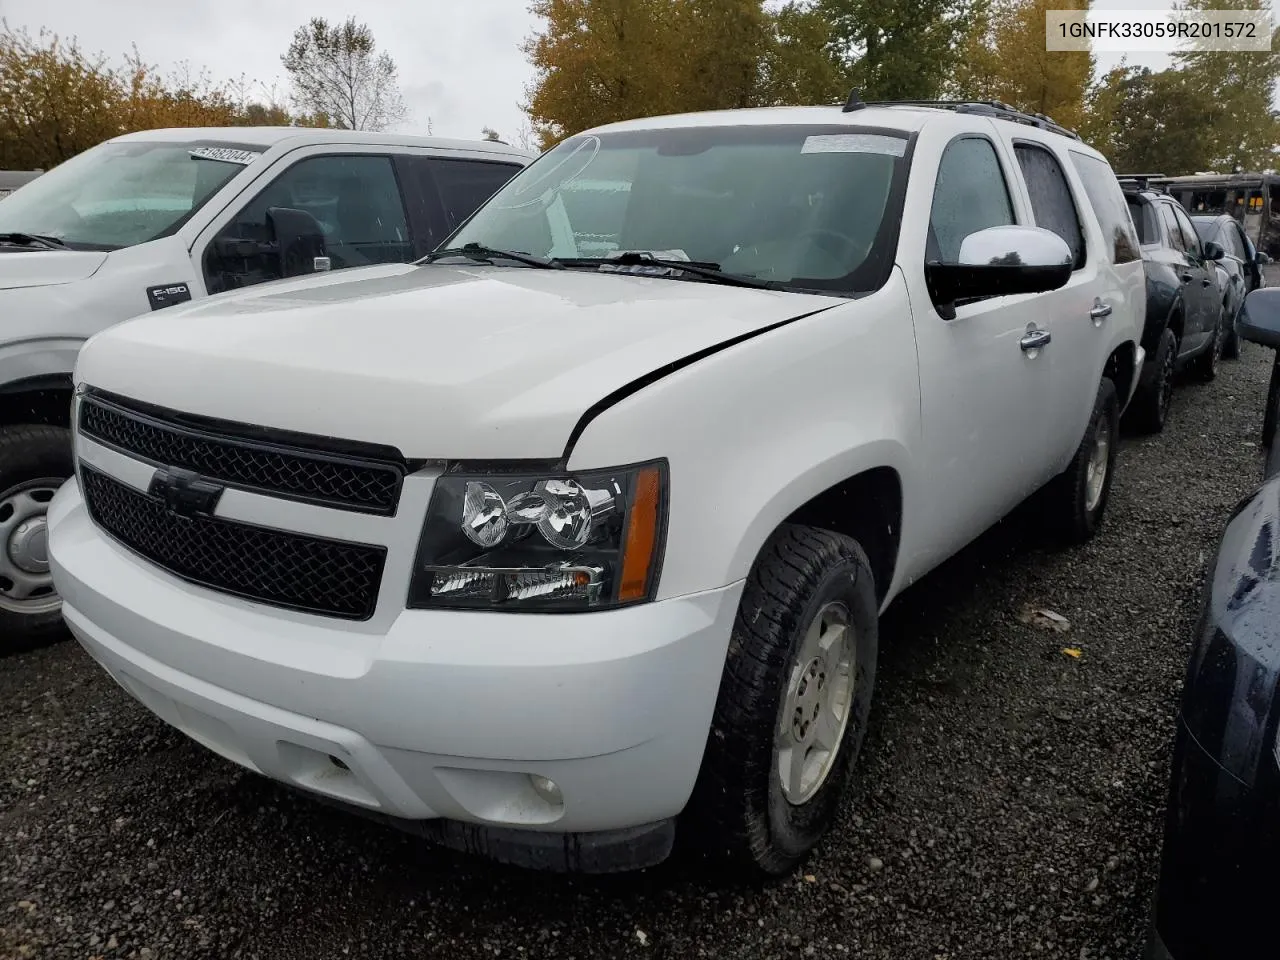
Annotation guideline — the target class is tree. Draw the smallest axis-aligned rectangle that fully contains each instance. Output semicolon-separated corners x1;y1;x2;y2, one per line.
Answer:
0;21;321;170
523;0;771;149
1079;65;1216;173
950;0;1093;132
1170;0;1280;171
817;0;975;101
759;1;846;106
282;17;407;131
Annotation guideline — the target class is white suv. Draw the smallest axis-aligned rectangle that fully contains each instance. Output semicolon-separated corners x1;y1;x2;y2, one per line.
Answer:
47;98;1146;876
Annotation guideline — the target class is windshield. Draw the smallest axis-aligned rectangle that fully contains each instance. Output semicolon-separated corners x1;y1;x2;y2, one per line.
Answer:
444;124;912;294
0;140;260;250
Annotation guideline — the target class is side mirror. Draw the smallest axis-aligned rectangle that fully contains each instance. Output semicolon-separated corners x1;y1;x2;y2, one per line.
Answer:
925;225;1073;320
1238;288;1280;348
1203;240;1225;261
266;206;328;279
1258;252;1273;265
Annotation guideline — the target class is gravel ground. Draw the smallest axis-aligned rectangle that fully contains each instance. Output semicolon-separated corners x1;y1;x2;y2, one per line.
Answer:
1;340;1273;960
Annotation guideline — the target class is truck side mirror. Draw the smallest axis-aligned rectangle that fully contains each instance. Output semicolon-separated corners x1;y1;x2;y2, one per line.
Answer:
1239;288;1280;348
266;207;328;279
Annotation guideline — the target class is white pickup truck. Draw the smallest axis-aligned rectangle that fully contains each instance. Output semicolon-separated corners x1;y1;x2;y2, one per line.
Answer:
0;127;532;644
48;98;1146;876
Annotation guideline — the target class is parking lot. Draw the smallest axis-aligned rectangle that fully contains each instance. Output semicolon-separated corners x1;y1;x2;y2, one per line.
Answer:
1;340;1272;960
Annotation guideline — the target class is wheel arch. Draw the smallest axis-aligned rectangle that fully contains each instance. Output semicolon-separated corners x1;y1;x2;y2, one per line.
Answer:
724;446;910;609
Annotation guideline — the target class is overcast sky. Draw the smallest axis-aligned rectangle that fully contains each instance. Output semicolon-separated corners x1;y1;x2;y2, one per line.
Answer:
0;0;1206;144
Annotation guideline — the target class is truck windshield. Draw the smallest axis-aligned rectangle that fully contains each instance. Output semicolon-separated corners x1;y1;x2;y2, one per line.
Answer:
444;124;912;295
0;140;260;251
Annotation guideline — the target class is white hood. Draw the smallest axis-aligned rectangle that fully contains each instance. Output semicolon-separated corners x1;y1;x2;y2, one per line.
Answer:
76;263;843;460
0;249;108;290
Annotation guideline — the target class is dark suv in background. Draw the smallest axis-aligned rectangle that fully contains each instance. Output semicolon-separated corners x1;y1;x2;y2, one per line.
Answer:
1192;213;1268;359
1121;177;1228;432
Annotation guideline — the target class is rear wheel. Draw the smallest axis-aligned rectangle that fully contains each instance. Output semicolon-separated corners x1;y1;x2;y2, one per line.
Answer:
0;425;72;652
684;524;878;877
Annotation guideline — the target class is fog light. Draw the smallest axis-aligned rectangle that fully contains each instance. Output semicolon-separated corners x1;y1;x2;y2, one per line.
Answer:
529;774;562;805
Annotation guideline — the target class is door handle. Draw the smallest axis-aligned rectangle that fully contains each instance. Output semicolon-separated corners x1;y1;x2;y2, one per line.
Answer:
1089;301;1112;323
1020;328;1052;351
1181;273;1194;283
1201;278;1212;287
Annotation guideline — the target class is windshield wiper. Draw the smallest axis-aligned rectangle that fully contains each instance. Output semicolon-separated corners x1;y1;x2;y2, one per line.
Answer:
421;242;564;270
0;232;67;250
563;252;781;290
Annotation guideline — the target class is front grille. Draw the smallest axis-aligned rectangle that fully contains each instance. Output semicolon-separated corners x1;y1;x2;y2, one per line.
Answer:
81;466;385;620
79;393;405;515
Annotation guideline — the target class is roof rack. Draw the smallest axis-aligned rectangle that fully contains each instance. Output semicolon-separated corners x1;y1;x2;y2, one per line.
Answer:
1117;174;1168;193
845;95;1083;141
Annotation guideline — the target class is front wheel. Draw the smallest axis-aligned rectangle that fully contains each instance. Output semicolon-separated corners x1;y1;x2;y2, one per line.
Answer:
0;424;73;652
684;524;879;877
1041;377;1120;545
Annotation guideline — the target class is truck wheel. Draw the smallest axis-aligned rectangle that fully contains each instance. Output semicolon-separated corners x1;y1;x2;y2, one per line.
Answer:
0;425;73;652
685;524;878;877
1126;327;1177;434
1043;377;1120;545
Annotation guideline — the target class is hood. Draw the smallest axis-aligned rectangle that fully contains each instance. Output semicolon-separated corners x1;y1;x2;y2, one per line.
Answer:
76;263;843;460
0;248;109;290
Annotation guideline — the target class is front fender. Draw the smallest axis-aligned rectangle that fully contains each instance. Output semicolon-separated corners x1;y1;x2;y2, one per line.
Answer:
566;275;922;603
0;337;85;390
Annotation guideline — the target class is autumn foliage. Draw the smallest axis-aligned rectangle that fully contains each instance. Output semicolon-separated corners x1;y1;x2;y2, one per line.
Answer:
0;21;325;171
523;0;1280;176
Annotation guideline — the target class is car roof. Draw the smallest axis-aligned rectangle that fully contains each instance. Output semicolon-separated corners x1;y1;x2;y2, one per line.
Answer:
107;126;536;160
579;104;1099;154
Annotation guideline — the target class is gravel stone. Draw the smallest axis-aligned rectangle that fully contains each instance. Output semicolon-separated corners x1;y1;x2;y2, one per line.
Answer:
2;339;1273;959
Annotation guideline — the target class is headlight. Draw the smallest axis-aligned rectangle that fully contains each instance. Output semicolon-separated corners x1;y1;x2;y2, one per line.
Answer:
407;461;667;611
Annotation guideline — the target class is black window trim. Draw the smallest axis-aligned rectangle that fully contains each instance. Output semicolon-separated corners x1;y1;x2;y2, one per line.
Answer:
1010;137;1087;271
201;150;417;294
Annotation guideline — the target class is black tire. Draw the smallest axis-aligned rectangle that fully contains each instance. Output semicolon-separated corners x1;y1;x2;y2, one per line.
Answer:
1041;377;1120;545
0;424;73;653
1190;311;1223;382
1126;327;1177;434
684;524;878;877
1222;303;1241;360
1263;355;1280;452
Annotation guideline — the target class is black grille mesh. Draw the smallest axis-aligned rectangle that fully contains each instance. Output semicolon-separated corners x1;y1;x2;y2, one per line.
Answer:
81;467;385;620
79;397;402;514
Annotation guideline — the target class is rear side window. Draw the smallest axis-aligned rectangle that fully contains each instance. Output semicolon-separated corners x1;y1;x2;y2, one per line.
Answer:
1127;197;1156;244
1014;142;1085;269
1069;152;1142;263
928;136;1015;262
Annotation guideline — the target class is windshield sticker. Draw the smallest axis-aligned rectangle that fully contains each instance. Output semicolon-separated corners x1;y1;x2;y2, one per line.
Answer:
801;134;906;157
188;146;262;165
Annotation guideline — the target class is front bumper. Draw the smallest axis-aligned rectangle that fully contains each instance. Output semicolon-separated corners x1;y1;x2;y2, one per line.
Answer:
49;478;744;865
